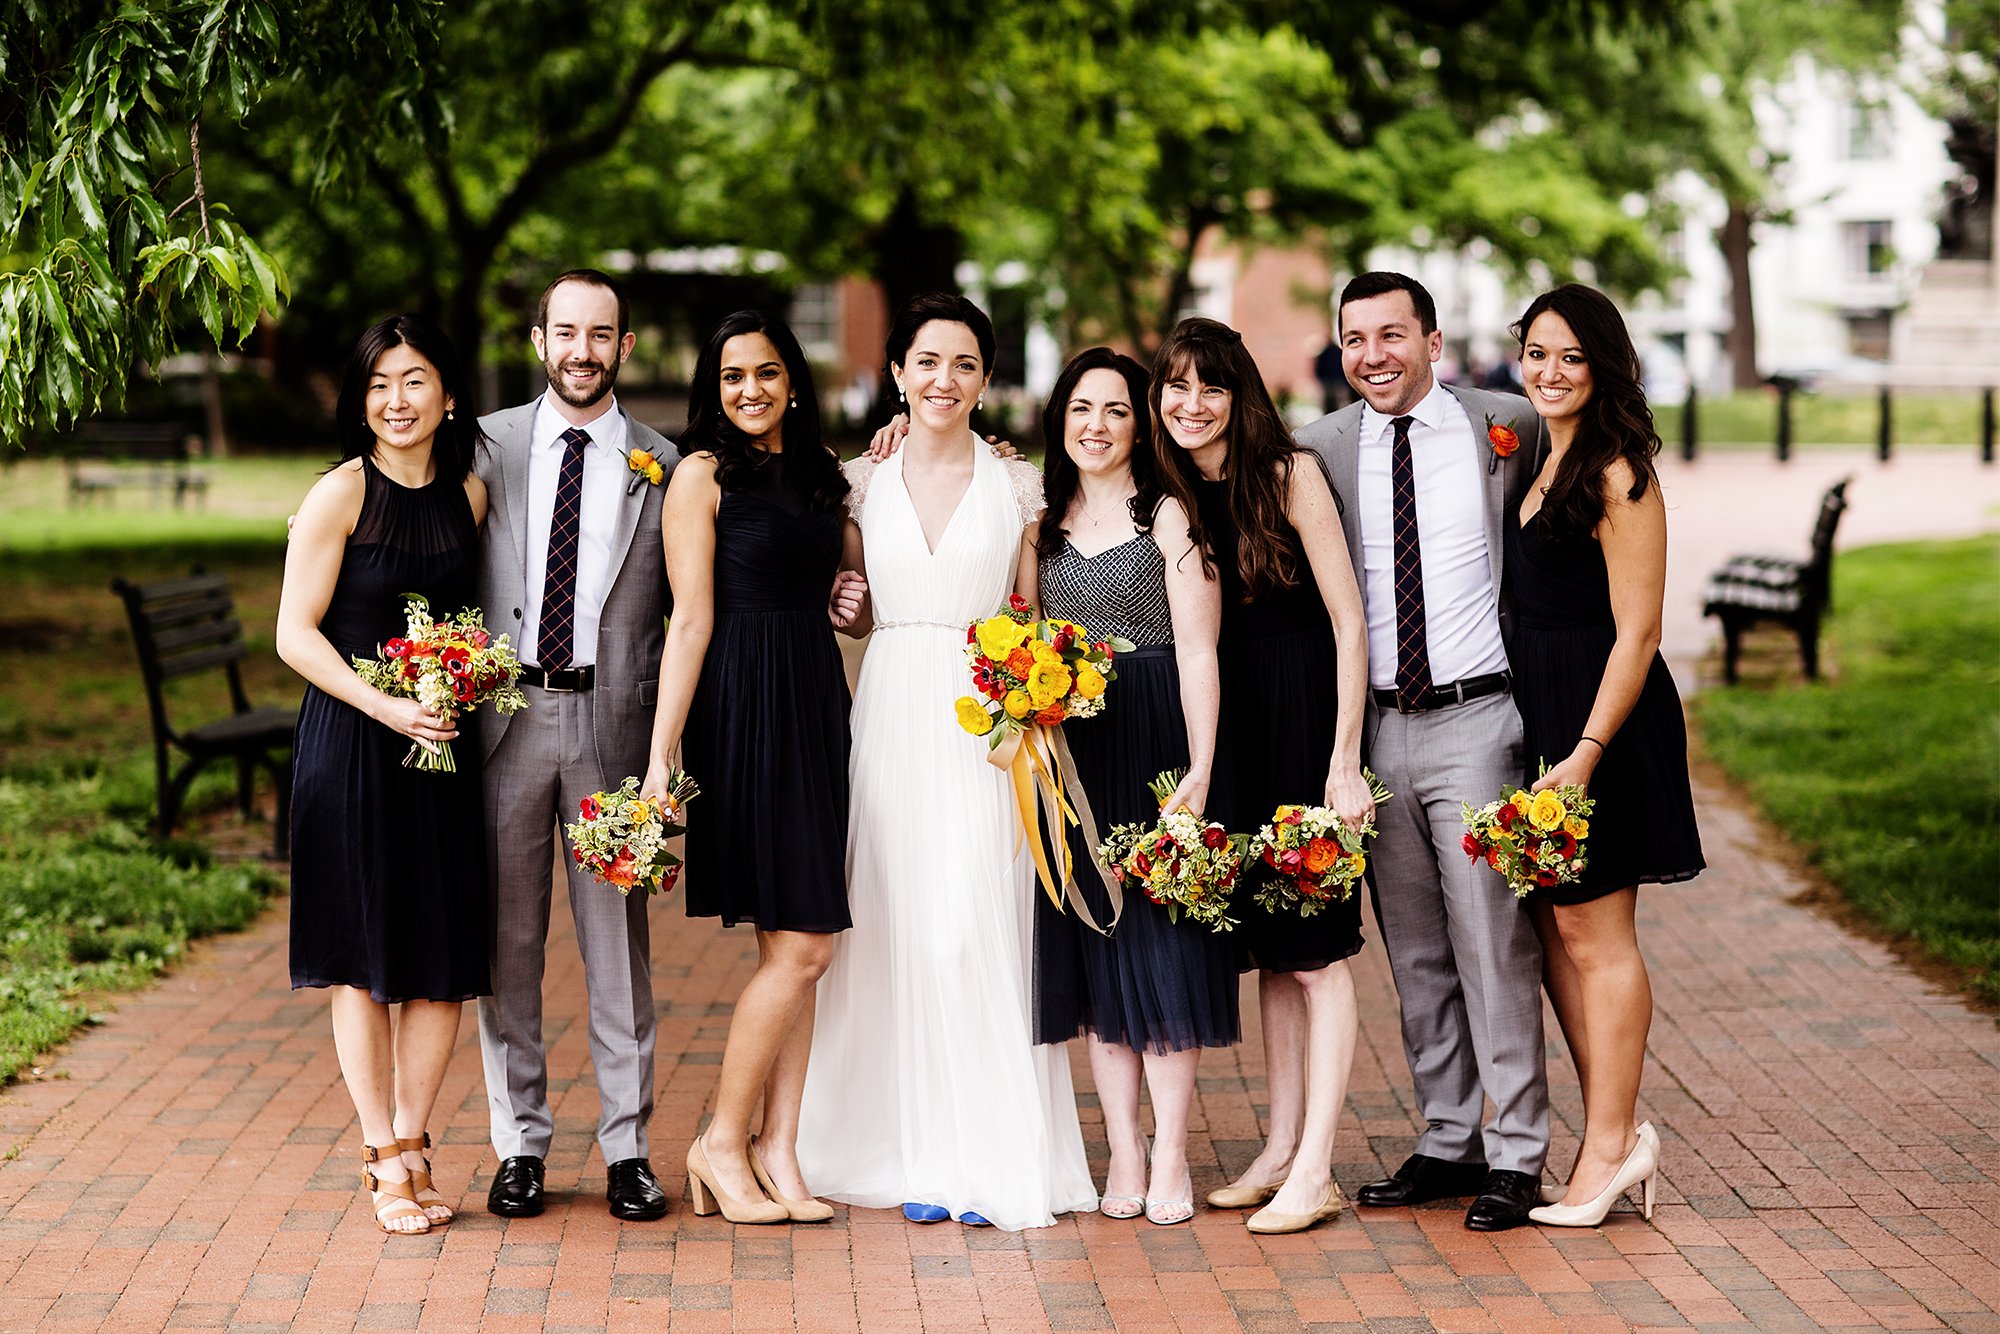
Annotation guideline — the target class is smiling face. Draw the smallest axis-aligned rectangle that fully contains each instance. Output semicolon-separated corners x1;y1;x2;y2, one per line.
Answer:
1339;290;1442;417
1063;367;1137;480
533;279;635;411
1520;310;1594;426
1157;361;1234;479
365;345;450;457
718;330;791;445
893;320;988;432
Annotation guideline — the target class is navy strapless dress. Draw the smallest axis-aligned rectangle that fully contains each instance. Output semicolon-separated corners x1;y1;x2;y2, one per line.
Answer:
681;453;852;932
289;457;490;1003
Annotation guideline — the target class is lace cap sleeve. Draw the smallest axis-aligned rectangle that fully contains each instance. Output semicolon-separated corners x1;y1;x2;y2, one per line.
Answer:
1004;457;1044;527
842;456;878;522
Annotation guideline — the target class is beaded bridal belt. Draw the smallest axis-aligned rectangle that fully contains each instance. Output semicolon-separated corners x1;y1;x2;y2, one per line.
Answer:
872;618;963;633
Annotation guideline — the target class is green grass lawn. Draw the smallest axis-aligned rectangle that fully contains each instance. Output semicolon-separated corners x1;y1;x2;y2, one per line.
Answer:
0;486;297;1084
1653;388;1992;451
1693;534;2000;1005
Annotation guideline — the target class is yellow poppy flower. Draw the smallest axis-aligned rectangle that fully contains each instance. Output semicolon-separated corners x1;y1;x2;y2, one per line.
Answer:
1026;660;1072;707
954;696;995;736
977;616;1033;660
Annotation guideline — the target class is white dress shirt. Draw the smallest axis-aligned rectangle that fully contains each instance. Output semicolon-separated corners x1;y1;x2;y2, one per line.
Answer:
521;392;630;668
1356;381;1509;690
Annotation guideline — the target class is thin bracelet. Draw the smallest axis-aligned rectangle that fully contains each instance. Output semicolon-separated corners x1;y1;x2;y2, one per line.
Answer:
1579;735;1605;752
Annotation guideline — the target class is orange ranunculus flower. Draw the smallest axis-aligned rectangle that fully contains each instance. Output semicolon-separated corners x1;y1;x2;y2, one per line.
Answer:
1004;647;1036;678
1033;703;1066;725
1301;837;1339;874
1487;422;1521;457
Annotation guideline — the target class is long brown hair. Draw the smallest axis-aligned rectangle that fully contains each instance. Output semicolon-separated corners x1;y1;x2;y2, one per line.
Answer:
1512;284;1659;539
1149;317;1301;598
1035;348;1157;557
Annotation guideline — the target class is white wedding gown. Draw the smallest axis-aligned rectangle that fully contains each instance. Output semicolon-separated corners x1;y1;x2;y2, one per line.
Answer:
796;445;1097;1231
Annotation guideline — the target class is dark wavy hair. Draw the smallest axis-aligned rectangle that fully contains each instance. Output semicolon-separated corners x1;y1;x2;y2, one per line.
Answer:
884;291;996;375
681;310;848;514
1148;317;1302;597
1034;348;1156;557
333;314;483;485
1510;284;1658;539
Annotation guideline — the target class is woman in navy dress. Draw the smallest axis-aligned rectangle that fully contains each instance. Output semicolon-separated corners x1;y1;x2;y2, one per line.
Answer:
280;315;490;1235
642;311;862;1224
1505;285;1703;1228
1030;348;1236;1227
1151;318;1372;1234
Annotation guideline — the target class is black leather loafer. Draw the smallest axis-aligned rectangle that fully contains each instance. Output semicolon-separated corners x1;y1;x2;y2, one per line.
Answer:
1465;1169;1541;1231
1356;1153;1490;1207
606;1158;669;1221
488;1154;546;1218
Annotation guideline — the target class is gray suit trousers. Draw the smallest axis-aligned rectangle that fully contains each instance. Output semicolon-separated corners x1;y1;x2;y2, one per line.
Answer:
1366;692;1548;1176
477;684;657;1163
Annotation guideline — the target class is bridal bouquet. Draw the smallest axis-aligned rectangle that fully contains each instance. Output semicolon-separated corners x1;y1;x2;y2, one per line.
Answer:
1244;772;1393;916
1461;770;1595;897
351;596;527;773
1095;770;1246;932
566;772;701;895
952;594;1135;747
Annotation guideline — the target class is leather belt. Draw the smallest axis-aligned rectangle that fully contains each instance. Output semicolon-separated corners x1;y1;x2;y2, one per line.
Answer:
521;664;594;692
1371;670;1511;715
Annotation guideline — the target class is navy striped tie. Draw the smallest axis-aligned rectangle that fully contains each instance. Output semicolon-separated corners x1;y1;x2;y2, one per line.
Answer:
1390;414;1432;711
536;427;590;670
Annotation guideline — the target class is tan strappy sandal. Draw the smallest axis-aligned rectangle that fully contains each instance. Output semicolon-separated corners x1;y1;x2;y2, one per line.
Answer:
361;1143;431;1235
396;1132;453;1225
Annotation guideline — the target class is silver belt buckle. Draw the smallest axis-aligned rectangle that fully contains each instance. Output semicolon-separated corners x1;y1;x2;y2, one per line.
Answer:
536;668;573;694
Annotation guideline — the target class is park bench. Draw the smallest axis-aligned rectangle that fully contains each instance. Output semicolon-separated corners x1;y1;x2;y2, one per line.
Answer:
66;421;210;508
1703;476;1852;684
110;569;295;858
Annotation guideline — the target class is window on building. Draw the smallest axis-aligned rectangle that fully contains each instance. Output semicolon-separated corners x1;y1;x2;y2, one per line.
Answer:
1845;311;1892;361
1842;101;1891;160
788;282;838;362
1843;221;1895;281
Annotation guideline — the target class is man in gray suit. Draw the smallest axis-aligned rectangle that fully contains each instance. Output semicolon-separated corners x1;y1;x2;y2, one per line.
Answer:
475;269;677;1221
1295;271;1547;1231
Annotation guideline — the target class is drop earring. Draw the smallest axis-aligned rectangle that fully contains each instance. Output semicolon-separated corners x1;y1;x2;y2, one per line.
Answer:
446;409;455;421
897;384;906;404
977;394;985;410
789;394;798;408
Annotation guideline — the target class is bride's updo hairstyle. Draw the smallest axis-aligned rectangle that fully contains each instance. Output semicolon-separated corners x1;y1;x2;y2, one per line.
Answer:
1511;283;1659;541
1148;316;1303;596
884;291;996;376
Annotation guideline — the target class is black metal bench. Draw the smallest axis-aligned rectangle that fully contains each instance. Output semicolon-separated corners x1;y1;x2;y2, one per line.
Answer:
1703;477;1852;683
110;569;296;857
67;422;210;508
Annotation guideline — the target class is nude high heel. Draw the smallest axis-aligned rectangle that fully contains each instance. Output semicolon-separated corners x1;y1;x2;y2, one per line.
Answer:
748;1137;834;1223
686;1136;788;1224
1540;1121;1657;1206
1528;1129;1658;1227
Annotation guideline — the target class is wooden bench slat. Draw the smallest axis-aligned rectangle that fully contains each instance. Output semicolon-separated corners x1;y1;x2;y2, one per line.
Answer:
154;642;249;678
149;617;244;656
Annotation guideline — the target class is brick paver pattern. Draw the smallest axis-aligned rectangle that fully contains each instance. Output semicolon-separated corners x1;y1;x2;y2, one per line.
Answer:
3;770;1996;1333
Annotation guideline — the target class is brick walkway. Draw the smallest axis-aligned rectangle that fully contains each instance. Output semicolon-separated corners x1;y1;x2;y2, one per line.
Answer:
2;767;1997;1333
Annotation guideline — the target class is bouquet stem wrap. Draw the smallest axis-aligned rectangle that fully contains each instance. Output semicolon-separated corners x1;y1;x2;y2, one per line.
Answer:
987;724;1124;936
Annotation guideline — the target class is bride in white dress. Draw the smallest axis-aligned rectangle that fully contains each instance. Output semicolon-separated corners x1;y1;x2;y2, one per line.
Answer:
796;294;1097;1230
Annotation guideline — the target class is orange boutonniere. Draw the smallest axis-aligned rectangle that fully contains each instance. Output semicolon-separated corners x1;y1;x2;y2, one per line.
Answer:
1485;415;1521;474
626;447;665;493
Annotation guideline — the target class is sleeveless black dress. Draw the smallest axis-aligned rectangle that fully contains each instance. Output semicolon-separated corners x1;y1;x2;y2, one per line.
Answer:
1505;502;1704;903
1032;534;1240;1053
681;452;852;932
289;457;490;1003
1195;476;1364;974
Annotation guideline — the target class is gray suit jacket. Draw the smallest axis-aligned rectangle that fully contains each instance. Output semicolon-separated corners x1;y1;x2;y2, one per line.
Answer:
1294;382;1543;657
473;399;679;782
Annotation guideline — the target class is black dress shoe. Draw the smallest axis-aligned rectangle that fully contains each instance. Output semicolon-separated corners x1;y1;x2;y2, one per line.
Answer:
1465;1169;1541;1231
488;1155;545;1218
606;1158;669;1221
1356;1153;1490;1207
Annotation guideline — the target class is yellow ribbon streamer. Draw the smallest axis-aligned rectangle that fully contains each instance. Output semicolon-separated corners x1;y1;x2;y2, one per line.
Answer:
987;724;1124;935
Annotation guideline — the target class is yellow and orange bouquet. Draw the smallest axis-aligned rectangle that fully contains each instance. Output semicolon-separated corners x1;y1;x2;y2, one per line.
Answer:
565;772;700;895
953;594;1133;747
352;595;528;773
1461;770;1595;898
1245;772;1393;916
1095;770;1247;932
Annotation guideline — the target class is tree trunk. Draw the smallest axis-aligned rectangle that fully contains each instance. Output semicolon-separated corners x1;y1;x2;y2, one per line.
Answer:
445;243;492;414
866;190;966;422
1720;200;1759;391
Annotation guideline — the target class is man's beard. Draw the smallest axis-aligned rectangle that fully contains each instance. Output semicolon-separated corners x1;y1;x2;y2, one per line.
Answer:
545;354;618;410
